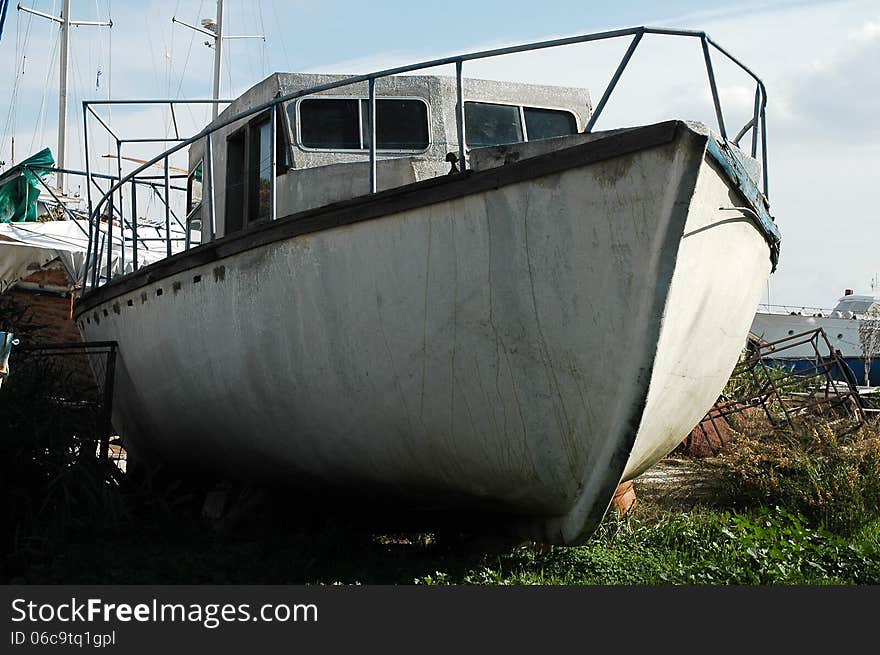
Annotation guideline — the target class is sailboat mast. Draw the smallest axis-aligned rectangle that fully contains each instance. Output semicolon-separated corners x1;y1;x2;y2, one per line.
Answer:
212;0;224;120
17;2;111;192
57;0;71;191
173;1;264;120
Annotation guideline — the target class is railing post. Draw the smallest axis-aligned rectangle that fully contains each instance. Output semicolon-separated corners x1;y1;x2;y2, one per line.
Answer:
368;77;377;193
205;133;216;241
96;232;105;287
116;140;125;274
91;200;101;289
455;61;466;171
81;104;94;295
701;36;727;141
751;84;760;159
185;206;191;251
106;194;114;283
760;103;768;196
131;179;139;271
585;30;643;132
164;156;172;257
270;104;278;220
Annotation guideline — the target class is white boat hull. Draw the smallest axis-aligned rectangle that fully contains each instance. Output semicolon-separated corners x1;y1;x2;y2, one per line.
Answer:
76;122;775;544
751;313;863;358
751;312;878;385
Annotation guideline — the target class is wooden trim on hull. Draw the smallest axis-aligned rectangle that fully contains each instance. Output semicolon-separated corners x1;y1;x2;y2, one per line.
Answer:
75;120;686;317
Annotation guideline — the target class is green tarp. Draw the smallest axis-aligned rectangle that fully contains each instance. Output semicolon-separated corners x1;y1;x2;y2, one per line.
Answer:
0;148;55;222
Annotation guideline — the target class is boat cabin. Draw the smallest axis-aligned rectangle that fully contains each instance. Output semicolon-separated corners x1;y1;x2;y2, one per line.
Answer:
832;295;880;318
186;73;592;242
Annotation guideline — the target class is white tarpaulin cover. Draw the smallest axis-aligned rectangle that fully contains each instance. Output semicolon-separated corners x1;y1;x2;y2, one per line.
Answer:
0;219;168;292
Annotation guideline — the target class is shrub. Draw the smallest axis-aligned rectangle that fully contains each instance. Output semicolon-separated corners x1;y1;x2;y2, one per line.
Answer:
711;422;880;535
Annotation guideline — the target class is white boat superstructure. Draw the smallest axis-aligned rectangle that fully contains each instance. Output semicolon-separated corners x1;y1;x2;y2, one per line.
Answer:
72;27;782;544
751;294;880;385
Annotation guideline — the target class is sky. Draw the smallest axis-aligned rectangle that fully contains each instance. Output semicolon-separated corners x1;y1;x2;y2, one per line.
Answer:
0;0;877;307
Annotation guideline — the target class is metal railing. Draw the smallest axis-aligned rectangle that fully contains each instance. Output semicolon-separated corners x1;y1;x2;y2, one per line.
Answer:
723;328;865;428
8;340;119;460
757;303;877;319
81;25;770;297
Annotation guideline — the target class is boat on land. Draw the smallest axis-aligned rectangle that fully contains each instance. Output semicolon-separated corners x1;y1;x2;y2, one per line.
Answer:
73;27;782;544
751;292;880;386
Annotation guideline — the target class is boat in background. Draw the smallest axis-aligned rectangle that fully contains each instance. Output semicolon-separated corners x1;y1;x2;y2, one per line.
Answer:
751;291;880;386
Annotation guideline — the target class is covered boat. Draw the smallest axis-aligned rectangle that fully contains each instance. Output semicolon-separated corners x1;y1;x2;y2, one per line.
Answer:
73;28;782;544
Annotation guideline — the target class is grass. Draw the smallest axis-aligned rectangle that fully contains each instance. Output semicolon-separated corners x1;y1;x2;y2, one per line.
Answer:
8;494;879;585
444;507;880;585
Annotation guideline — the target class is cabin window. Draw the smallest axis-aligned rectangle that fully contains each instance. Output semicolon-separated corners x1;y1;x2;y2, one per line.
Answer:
464;102;523;148
361;99;430;150
224;111;289;235
523;107;579;141
464;101;578;148
250;118;273;222
300;99;361;149
297;97;430;151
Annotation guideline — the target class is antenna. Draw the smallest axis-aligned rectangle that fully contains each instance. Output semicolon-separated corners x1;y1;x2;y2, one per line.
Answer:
172;0;266;121
17;1;112;192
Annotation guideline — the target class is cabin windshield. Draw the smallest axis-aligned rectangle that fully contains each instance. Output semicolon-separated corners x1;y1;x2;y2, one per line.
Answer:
296;98;430;151
464;101;578;148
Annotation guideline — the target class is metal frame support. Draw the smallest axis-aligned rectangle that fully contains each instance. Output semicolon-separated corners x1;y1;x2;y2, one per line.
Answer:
751;85;760;158
164;157;171;257
105;195;114;283
150;185;186;231
701;35;727;141
205;133;216;240
270;104;278;220
368;78;377;193
760;105;768;196
95;232;105;287
31;174;88;237
116;140;125;274
82;106;94;293
455;61;466;171
586;30;644;132
131;179;139;271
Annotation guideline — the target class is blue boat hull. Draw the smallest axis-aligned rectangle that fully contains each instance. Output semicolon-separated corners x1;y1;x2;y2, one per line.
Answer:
764;357;880;386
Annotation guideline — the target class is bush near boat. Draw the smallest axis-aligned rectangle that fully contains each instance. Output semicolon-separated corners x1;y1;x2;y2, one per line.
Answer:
712;422;880;536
